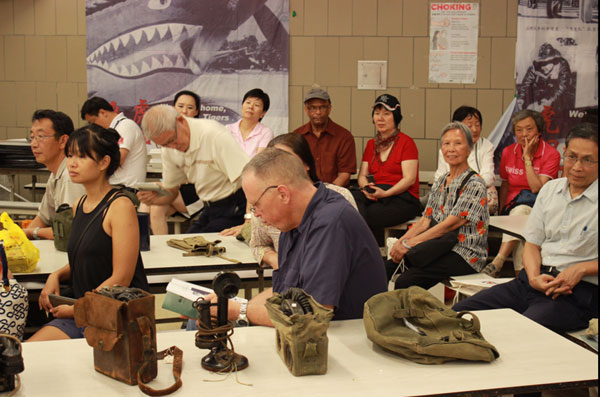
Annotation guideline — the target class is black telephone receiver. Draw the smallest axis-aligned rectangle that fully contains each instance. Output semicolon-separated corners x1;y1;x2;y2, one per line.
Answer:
0;335;24;392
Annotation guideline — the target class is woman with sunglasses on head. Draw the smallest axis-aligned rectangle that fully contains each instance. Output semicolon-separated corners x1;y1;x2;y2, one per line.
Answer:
352;94;422;247
249;133;357;270
139;90;203;234
29;124;149;341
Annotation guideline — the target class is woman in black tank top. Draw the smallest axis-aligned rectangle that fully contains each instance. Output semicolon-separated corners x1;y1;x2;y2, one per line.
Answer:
30;124;149;341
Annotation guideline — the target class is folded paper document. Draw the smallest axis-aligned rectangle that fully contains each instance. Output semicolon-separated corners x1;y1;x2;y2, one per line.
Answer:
449;277;513;295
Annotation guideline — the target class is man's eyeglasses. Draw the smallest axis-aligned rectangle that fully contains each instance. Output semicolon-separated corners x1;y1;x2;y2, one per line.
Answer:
26;133;56;143
306;105;329;113
564;154;598;167
249;185;278;214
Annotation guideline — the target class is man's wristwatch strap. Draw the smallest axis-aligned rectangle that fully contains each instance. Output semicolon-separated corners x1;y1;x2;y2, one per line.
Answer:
236;300;249;326
32;227;40;240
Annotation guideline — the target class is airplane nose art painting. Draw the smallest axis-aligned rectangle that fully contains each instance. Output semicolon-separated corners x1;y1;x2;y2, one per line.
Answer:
85;0;289;134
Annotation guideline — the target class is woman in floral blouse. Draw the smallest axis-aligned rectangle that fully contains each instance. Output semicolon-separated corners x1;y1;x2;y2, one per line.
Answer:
388;122;489;290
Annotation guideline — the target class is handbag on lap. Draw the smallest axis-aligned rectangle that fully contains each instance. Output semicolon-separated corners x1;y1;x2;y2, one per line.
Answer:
501;189;537;215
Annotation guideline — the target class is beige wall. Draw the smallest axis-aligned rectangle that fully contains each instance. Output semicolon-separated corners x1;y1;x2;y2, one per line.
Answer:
0;0;517;173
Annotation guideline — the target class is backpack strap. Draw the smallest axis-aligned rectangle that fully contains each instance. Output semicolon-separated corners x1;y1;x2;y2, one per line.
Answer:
393;307;425;319
456;311;481;332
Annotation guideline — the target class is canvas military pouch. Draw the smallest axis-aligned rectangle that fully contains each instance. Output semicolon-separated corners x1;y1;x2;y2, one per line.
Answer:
364;286;499;364
166;236;240;263
265;289;334;376
52;203;73;252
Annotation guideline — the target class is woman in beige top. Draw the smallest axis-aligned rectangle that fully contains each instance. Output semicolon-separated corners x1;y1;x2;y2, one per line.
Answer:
250;133;357;269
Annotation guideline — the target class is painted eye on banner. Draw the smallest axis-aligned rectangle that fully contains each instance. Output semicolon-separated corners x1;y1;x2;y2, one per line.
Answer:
148;0;171;10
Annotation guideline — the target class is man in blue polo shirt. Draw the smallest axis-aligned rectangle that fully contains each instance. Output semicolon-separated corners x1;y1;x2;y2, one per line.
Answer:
233;148;387;326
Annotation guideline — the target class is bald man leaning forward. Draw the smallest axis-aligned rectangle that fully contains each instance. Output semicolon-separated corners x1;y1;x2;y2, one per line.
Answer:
212;148;387;327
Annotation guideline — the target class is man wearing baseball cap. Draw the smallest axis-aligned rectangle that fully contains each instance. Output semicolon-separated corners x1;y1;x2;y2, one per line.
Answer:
293;85;356;187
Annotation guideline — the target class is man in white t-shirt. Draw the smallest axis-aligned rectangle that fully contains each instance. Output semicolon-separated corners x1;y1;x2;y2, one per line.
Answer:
80;97;147;188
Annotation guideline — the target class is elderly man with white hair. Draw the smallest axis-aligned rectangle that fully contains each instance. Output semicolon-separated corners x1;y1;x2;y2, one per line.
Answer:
224;148;387;326
138;105;250;233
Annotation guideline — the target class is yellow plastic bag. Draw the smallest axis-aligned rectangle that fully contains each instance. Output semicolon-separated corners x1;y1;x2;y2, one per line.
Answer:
0;212;39;273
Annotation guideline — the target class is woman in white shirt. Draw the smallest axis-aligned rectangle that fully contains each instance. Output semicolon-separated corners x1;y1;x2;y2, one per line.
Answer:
434;106;498;214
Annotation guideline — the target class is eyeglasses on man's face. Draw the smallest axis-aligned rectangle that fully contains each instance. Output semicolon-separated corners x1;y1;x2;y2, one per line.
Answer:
564;153;598;167
249;185;278;214
26;132;56;143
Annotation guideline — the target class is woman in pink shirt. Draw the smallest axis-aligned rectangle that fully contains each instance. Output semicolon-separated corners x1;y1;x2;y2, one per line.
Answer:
226;88;274;157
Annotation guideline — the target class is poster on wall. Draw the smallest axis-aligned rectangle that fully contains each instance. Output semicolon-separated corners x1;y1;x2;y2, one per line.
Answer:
85;0;289;136
490;0;598;168
429;2;479;84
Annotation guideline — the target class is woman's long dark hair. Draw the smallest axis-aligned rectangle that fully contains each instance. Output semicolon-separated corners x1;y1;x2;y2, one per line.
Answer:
65;124;121;177
267;133;319;182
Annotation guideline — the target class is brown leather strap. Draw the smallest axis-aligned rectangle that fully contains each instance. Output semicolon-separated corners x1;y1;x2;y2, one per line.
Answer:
137;346;183;396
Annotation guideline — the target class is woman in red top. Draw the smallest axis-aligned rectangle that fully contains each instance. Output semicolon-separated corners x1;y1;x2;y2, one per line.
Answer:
484;109;560;276
352;94;422;245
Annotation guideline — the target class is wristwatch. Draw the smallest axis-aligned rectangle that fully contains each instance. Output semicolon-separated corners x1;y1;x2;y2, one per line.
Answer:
32;227;40;240
401;239;413;250
236;301;249;327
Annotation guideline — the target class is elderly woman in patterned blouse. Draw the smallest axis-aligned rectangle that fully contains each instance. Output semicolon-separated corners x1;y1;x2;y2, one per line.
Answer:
249;133;357;269
388;122;489;290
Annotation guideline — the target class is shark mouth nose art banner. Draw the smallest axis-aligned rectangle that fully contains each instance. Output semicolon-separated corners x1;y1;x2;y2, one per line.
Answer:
85;0;289;135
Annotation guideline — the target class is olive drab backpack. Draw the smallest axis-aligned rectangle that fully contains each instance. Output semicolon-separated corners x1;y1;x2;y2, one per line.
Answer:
363;286;499;364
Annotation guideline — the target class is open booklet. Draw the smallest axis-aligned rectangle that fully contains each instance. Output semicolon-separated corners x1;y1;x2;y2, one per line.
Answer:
162;278;213;318
162;277;246;318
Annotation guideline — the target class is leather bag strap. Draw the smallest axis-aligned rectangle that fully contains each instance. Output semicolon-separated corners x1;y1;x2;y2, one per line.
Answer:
137;345;183;396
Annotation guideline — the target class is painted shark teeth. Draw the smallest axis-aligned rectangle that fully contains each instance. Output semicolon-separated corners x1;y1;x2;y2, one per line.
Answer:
86;23;202;77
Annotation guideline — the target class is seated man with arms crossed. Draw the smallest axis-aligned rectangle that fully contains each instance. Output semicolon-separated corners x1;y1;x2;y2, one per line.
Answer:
23;110;85;240
214;148;387;326
453;123;598;332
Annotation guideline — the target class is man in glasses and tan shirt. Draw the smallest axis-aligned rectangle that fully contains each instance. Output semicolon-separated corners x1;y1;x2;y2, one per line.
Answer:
23;110;85;240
